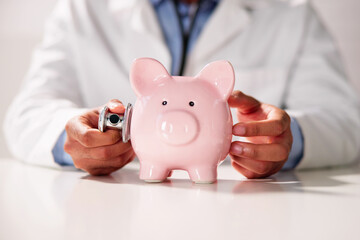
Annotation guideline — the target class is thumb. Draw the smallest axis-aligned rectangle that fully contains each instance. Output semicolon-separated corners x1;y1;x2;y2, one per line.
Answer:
106;99;126;114
228;91;261;114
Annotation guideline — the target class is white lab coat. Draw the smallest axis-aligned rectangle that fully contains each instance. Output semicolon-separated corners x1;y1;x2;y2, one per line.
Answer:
4;0;360;169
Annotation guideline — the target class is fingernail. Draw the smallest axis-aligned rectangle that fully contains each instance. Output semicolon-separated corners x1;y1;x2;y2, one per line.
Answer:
230;144;243;155
108;102;125;110
232;90;241;98
234;125;246;135
108;101;119;108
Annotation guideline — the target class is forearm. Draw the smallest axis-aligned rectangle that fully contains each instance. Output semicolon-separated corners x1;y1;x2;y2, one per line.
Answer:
2;0;88;167
286;108;360;169
3;95;87;167
283;3;360;168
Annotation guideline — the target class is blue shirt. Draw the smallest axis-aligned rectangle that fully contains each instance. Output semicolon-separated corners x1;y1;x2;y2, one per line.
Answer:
53;0;304;170
151;0;219;75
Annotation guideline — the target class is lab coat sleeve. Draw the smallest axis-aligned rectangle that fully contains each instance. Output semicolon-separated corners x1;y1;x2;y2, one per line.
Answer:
285;4;360;169
3;0;88;168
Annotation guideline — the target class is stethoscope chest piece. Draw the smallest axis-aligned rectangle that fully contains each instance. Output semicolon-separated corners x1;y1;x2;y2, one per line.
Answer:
98;103;133;143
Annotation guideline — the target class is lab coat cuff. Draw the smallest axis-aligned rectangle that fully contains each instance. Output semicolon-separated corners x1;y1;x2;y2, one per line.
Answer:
29;108;88;169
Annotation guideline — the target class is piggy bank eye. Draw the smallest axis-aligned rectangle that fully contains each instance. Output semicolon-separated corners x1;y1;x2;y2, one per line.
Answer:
189;101;195;107
162;101;167;106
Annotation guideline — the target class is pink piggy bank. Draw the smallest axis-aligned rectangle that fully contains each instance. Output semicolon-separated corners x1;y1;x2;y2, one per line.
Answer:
130;58;235;183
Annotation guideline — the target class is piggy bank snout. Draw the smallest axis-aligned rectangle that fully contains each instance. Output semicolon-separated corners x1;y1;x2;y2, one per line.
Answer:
156;110;199;145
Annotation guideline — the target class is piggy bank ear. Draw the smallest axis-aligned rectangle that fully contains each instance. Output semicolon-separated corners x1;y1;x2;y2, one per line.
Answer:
130;58;170;97
196;60;235;100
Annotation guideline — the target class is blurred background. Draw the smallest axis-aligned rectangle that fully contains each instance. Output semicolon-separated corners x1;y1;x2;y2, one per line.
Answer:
0;0;359;158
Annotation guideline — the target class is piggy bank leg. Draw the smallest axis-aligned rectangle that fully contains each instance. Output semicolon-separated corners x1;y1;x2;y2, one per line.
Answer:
139;163;169;183
188;166;217;184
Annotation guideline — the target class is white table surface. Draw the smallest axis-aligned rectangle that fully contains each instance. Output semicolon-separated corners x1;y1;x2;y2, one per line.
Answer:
0;158;359;240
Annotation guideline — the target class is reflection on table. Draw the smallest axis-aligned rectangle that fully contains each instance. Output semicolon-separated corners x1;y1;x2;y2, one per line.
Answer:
0;159;359;240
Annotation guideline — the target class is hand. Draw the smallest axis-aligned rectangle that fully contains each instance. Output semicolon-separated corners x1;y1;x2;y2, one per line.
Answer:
228;91;293;179
64;99;135;176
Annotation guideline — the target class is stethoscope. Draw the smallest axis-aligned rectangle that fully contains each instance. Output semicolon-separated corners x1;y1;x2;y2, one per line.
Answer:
98;103;133;143
98;2;204;142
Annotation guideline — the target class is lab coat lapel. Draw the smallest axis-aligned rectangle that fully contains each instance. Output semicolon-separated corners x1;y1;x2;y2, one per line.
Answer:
108;0;171;73
188;0;251;66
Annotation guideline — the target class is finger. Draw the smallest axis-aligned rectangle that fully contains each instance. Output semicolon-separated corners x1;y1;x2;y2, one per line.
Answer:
233;110;290;137
229;141;290;162
87;151;135;176
228;90;260;114
272;125;293;148
73;149;134;171
88;141;133;160
87;167;121;176
231;160;264;179
66;117;121;147
230;154;275;175
64;138;85;158
107;99;126;114
65;139;133;160
79;129;121;148
124;152;136;165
